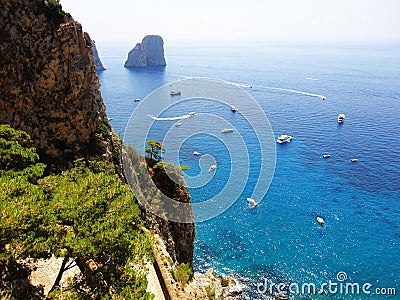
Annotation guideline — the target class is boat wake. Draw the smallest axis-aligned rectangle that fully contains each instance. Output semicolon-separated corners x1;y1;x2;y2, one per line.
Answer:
166;74;326;100
148;112;195;121
255;85;326;100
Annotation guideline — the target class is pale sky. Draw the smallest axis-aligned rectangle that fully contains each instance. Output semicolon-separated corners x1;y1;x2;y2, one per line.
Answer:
61;0;400;44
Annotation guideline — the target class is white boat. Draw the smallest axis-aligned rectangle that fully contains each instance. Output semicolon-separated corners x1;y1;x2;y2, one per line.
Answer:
209;164;216;172
351;158;358;162
276;134;293;144
221;128;234;133
132;98;140;102
247;198;258;207
338;114;345;124
107;117;113;121
188;112;195;116
174;122;182;127
230;105;237;112
193;151;201;156
317;216;325;226
323;154;331;158
170;91;181;96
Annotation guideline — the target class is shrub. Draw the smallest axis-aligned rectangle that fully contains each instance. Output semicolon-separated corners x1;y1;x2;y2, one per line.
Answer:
205;286;216;300
172;263;193;285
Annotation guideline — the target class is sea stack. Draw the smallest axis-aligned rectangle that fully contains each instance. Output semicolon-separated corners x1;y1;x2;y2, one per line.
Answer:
92;41;106;70
124;35;166;68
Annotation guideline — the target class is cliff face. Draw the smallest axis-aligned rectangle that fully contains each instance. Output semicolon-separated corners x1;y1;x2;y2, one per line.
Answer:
0;0;114;167
91;42;106;71
123;147;195;267
124;35;166;68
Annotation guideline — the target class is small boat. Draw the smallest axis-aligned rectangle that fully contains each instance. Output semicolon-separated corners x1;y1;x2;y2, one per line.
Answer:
321;96;327;100
193;151;201;156
107;117;113;121
132;98;140;102
221;128;234;133
323;154;331;158
209;164;216;172
174;122;182;127
317;216;325;226
188;112;195;116
230;105;237;112
170;91;181;96
276;135;293;144
247;198;258;207
338;114;345;124
351;158;358;162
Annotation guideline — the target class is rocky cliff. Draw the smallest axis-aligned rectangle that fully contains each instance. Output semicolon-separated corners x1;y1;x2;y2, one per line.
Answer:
0;0;115;168
124;35;166;68
91;41;106;71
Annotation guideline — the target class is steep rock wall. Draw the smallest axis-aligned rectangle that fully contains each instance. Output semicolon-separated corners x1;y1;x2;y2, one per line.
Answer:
0;0;113;167
92;42;106;71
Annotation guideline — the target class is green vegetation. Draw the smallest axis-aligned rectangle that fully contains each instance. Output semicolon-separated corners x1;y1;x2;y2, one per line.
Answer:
0;125;153;299
144;140;165;162
205;286;216;300
40;0;67;27
171;263;193;285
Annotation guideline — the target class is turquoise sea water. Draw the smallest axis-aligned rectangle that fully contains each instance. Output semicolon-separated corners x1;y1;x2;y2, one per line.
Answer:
97;42;400;299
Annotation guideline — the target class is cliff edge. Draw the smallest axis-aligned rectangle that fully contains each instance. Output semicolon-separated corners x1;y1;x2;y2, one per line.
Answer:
92;41;106;70
0;0;115;168
124;35;166;68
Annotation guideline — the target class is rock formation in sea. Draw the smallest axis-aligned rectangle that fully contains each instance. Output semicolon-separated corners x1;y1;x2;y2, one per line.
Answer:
124;35;166;68
0;0;117;168
91;41;106;70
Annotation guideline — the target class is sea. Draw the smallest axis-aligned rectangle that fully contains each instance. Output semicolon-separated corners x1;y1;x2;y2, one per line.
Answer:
96;41;400;299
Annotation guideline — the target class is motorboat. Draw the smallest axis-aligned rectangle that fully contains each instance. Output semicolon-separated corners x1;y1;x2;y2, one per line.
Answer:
209;164;216;172
276;134;293;144
193;151;201;156
247;198;258;207
221;128;234;133
317;217;325;226
338;114;345;124
170;91;181;96
132;98;140;102
351;158;358;162
321;96;327;100
107;117;113;121
230;105;237;112
188;112;195;116
323;154;331;158
174;122;182;127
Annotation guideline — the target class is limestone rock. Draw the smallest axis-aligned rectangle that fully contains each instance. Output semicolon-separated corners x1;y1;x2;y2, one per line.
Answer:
91;41;106;70
0;0;116;168
124;35;166;68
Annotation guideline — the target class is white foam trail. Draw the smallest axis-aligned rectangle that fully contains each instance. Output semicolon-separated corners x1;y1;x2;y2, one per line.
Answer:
166;75;325;99
255;85;326;100
148;113;194;121
305;77;320;81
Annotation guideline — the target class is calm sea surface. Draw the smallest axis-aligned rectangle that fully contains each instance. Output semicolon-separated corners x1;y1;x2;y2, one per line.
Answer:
97;41;400;299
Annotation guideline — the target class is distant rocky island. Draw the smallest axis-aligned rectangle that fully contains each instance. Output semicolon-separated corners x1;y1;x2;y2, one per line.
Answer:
124;35;166;68
91;41;106;70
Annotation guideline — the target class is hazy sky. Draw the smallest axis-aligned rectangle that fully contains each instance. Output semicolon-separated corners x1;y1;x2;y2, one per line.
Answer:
61;0;400;44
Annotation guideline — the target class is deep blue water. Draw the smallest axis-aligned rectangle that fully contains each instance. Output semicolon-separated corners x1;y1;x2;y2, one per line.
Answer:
97;41;400;299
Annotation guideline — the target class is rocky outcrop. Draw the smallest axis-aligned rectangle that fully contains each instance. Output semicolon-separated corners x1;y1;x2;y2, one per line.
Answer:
124;35;166;68
123;147;195;267
0;0;115;168
91;41;106;71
